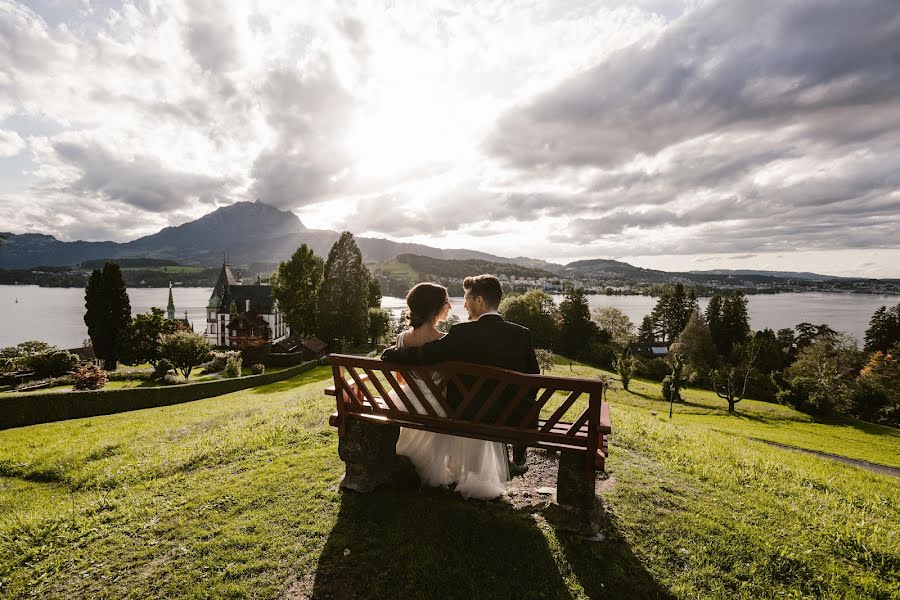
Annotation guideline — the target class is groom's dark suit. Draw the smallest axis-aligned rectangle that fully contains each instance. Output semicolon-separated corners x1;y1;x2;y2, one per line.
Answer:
380;314;540;425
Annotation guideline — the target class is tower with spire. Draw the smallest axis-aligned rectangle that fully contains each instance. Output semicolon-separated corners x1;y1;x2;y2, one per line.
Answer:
166;281;176;320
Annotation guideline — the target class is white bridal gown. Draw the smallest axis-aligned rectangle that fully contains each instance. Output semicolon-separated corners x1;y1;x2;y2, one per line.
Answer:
392;330;510;500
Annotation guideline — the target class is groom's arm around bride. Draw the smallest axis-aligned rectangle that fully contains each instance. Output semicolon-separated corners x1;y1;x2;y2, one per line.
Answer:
381;275;540;439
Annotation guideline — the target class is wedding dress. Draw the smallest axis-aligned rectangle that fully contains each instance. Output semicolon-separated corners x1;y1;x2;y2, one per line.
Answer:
392;330;510;499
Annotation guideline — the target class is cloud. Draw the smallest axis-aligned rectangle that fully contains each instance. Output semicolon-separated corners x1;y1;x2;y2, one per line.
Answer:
0;129;25;157
488;0;900;169
51;139;235;212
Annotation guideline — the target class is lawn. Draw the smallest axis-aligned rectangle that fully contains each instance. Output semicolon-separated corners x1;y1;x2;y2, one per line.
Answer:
0;364;897;598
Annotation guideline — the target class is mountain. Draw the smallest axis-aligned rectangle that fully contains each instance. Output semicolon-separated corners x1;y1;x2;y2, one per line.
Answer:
0;201;518;269
561;258;672;283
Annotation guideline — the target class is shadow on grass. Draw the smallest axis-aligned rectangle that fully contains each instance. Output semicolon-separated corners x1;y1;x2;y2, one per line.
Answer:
311;487;673;599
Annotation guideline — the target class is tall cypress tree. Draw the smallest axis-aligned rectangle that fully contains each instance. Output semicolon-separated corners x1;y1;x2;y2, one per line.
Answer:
318;232;371;347
84;261;131;370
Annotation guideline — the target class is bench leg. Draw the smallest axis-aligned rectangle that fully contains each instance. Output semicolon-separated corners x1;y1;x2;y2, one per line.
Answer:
337;419;417;493
552;452;603;536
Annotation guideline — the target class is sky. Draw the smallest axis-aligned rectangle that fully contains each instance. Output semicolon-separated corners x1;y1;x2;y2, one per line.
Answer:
1;0;899;277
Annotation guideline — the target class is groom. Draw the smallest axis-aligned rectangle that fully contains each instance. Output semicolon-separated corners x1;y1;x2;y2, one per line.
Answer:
380;274;540;473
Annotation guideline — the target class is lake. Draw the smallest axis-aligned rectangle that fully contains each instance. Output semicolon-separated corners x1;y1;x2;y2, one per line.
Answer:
1;285;898;349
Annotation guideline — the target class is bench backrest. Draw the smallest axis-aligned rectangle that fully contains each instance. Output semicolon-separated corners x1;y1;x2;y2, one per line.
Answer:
327;354;608;462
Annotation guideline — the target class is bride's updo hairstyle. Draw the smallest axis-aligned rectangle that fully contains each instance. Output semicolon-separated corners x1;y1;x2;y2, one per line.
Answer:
406;283;449;328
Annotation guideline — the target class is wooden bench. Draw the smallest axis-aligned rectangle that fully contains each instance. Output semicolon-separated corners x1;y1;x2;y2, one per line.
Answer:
325;354;612;516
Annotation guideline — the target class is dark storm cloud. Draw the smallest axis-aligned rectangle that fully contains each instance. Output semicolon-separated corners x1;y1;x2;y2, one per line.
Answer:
488;0;900;169
52;140;234;212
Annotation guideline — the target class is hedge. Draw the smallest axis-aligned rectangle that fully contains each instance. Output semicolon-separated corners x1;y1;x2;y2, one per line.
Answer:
264;352;309;367
0;360;319;430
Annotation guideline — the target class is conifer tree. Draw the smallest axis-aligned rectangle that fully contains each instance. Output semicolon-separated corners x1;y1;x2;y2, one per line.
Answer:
719;292;751;357
84;261;131;370
556;289;598;360
864;304;900;353
318;232;371;347
272;244;325;338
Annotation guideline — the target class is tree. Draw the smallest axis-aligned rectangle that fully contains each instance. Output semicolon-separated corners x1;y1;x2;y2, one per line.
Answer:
500;289;559;349
119;307;178;366
535;348;555;374
158;330;212;379
272;244;325;338
705;294;724;352
856;350;900;426
437;314;460;334
674;310;716;383
367;277;382;308
615;351;639;391
662;343;685;417
637;315;656;343
25;350;79;378
644;284;699;343
591;306;634;346
318;232;371;347
778;334;863;416
84;262;132;370
794;322;837;352
556;289;598;360
864;304;900;353
367;307;392;346
710;292;750;356
710;337;760;413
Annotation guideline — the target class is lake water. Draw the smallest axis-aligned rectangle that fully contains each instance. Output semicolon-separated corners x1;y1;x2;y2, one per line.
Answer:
1;285;898;349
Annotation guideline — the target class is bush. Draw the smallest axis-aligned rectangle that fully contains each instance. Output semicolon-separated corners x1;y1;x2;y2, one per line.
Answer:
251;363;265;375
224;354;242;378
636;357;669;382
206;350;240;373
152;359;175;380
161;373;185;386
25;350;79;378
73;365;108;390
585;341;618;369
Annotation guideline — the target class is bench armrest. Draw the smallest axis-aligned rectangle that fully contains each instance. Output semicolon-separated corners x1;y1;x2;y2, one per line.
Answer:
325;373;371;397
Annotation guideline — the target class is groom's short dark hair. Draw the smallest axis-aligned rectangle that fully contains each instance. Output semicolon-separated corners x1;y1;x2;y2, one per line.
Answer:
463;274;502;309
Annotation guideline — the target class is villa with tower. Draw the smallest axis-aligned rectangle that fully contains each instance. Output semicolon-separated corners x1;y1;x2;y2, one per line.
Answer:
204;262;288;348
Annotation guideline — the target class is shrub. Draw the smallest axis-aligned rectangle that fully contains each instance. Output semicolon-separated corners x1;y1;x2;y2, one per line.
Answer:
534;348;555;374
224;354;242;378
25;350;79;378
251;363;265;375
636;357;669;382
73;365;108;390
585;341;618;369
207;350;240;373
152;359;175;380
162;373;185;385
615;352;639;391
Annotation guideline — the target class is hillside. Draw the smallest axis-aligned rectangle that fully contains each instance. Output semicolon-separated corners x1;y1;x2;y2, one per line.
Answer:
0;364;897;598
371;253;559;296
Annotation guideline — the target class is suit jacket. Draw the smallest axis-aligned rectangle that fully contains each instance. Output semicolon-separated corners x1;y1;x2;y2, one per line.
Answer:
380;314;540;424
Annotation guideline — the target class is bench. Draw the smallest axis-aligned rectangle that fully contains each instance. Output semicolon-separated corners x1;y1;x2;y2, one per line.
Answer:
325;354;612;517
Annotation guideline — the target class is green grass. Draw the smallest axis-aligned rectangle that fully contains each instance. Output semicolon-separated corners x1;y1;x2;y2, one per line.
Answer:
549;358;900;469
378;259;419;280
0;365;897;598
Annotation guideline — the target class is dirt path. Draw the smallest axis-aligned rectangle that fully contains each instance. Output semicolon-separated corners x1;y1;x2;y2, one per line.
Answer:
754;438;900;478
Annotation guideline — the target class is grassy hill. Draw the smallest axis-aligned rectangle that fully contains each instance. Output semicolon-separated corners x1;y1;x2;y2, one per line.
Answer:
0;364;897;598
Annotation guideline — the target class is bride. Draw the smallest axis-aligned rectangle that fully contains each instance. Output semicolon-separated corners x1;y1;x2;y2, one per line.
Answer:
390;282;509;500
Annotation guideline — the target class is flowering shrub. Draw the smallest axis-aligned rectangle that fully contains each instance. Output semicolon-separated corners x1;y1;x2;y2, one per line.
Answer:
223;354;242;378
73;365;108;391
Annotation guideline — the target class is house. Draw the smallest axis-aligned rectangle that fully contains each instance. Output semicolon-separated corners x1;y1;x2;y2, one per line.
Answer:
204;262;289;347
299;336;328;360
627;343;670;360
272;335;328;360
